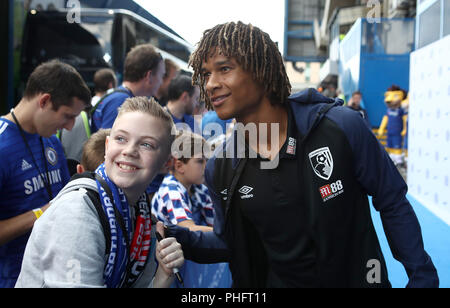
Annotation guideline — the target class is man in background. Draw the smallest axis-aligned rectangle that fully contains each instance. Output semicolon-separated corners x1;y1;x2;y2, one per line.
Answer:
91;68;117;107
347;90;370;127
156;58;180;106
92;44;165;132
0;60;91;287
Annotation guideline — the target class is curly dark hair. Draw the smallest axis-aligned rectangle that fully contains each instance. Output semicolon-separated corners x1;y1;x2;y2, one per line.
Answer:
189;21;291;109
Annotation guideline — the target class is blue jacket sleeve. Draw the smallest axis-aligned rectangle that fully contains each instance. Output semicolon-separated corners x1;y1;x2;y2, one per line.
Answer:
100;100;121;129
165;157;230;263
98;93;131;129
327;107;439;288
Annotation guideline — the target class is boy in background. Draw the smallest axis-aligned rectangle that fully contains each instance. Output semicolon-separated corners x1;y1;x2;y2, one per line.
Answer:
152;130;232;287
152;130;213;232
16;97;184;288
76;129;111;173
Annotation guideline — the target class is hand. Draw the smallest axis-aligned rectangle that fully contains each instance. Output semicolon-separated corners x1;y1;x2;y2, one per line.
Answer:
155;222;184;277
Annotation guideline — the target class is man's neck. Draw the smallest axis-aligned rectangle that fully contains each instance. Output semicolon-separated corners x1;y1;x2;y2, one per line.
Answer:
4;99;37;134
94;91;106;98
122;81;146;97
237;103;288;160
166;101;185;120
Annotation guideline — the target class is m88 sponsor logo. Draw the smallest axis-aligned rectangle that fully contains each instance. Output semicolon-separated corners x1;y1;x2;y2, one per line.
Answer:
319;180;344;202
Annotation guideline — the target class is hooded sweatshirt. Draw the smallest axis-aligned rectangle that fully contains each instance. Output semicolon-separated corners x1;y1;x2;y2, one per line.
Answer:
15;177;157;288
166;88;438;288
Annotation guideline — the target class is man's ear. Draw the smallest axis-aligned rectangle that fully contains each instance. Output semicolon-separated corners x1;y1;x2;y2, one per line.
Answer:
37;93;52;109
180;91;189;102
145;70;153;83
76;164;85;174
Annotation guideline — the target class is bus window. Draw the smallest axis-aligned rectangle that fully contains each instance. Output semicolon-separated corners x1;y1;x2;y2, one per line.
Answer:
21;11;114;91
127;13;191;63
20;9;193;94
115;12;192;72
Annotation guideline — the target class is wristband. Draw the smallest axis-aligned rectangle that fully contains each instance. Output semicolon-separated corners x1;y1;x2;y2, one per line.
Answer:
33;208;44;220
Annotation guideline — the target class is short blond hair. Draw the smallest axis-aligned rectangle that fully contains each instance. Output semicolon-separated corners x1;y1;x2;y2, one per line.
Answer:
117;96;175;153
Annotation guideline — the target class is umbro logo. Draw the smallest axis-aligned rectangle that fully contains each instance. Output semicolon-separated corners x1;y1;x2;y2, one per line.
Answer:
21;159;33;171
238;185;254;199
220;189;228;201
220;186;255;200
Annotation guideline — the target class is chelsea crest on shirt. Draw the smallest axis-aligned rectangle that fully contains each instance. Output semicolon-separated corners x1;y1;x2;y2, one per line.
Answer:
22;147;63;195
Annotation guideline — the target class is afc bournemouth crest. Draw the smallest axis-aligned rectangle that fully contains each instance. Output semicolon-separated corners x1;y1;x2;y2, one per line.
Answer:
308;147;333;180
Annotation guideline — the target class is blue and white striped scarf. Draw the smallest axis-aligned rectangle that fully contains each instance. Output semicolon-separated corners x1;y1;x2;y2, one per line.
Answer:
95;163;151;288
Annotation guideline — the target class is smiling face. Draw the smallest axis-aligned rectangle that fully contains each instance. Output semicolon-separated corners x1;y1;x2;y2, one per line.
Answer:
190;22;291;119
201;52;266;122
105;111;171;202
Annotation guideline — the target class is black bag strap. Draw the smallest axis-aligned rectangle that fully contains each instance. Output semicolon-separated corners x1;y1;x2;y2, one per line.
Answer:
69;172;111;254
85;188;111;254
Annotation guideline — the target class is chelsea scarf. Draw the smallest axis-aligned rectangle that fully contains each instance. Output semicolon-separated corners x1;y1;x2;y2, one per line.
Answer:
95;163;152;288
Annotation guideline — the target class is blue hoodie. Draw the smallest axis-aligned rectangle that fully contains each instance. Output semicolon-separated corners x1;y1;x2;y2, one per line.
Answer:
167;89;438;288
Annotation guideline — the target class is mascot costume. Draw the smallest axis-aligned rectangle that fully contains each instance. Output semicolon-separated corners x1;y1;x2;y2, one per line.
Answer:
378;85;408;166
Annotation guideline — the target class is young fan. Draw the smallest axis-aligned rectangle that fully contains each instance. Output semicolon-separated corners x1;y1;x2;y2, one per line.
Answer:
16;97;184;288
152;130;232;288
152;130;214;232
